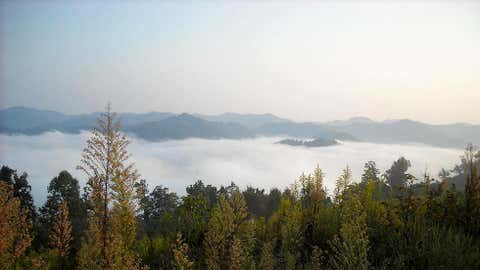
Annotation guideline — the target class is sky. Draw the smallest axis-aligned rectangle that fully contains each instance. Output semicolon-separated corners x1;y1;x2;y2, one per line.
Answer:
1;1;479;123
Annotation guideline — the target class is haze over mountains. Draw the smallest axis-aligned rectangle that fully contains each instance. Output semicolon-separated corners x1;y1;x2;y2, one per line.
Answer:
1;106;479;148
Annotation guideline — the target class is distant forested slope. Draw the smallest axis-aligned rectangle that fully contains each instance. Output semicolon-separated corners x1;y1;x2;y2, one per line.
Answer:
1;107;479;148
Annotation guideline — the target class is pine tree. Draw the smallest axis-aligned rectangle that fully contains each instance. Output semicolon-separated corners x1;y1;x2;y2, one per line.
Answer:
49;200;73;270
204;191;250;270
384;157;412;194
172;233;194;270
13;171;37;223
311;245;322;270
258;242;274;270
285;252;296;270
77;104;140;269
39;170;86;256
0;181;32;269
228;237;242;270
239;219;256;269
464;144;480;234
361;161;380;184
110;155;140;269
1;166;37;225
329;195;369;270
204;195;231;270
276;197;302;269
334;166;352;204
312;165;326;204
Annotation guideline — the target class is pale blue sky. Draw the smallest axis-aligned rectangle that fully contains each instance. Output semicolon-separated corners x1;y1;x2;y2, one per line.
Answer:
1;1;479;123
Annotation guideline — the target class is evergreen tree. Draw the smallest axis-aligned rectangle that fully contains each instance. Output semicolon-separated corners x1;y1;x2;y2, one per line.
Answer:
0;165;15;185
464;144;480;234
77;104;141;269
13;172;37;223
228;237;242;270
39;170;86;254
186;180;218;210
275;197;302;268
204;198;227;270
204;191;250;270
0;166;37;225
172;233;194;270
311;245;323;270
49;200;73;270
0;181;32;269
258;242;274;270
329;195;369;270
384;157;412;193
361;161;380;183
334;166;352;204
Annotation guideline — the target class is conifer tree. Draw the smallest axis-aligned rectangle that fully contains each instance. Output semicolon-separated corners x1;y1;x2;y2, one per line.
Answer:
239;219;256;269
228;237;242;270
311;245;323;270
13;172;37;224
0;181;32;269
464;144;480;234
258;242;274;270
312;165;326;203
329;195;369;270
1;166;37;225
276;197;302;269
77;104;140;269
361;161;380;184
204;195;231;270
204;191;250;270
172;233;194;270
49;200;72;270
39;170;86;255
334;166;352;204
384;157;412;195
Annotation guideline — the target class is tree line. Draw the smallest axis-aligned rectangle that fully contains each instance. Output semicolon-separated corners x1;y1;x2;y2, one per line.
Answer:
1;107;480;269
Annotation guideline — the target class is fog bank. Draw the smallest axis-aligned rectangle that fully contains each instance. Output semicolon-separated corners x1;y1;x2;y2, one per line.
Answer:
0;132;463;205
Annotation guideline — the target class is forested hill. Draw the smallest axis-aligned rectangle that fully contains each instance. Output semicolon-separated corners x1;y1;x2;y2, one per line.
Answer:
324;118;480;149
1;106;480;148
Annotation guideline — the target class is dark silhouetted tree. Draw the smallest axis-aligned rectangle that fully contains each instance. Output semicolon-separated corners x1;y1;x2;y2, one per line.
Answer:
385;157;412;193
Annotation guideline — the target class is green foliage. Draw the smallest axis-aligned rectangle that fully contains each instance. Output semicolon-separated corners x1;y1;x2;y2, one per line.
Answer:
328;195;369;270
384;157;413;194
334;166;352;204
275;197;303;268
361;161;380;184
204;191;253;270
77;105;141;269
258;242;274;270
38;170;86;261
0;166;37;225
173;233;194;270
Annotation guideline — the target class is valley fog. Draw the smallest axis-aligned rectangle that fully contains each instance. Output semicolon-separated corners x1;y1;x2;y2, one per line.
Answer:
0;132;463;205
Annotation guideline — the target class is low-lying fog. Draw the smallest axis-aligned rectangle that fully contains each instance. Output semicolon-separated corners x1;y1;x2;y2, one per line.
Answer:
0;132;463;205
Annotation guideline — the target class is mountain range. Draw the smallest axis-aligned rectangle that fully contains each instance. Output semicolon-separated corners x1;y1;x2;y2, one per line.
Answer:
1;106;479;148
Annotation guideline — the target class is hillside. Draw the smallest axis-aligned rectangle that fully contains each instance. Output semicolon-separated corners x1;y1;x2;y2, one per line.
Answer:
1;107;479;148
126;113;253;140
324;118;480;148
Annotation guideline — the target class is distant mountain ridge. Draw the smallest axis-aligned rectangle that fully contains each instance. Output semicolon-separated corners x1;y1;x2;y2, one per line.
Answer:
125;113;252;141
276;138;338;147
193;112;291;129
323;118;480;148
1;107;479;148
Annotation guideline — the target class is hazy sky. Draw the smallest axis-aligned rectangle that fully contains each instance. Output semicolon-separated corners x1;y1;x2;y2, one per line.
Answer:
1;1;479;123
